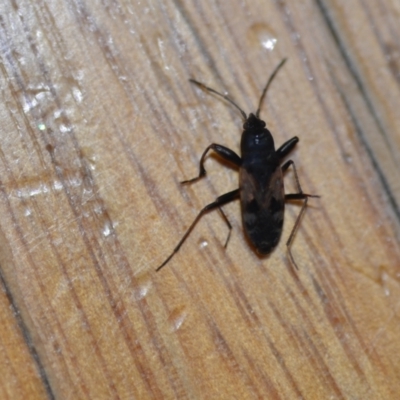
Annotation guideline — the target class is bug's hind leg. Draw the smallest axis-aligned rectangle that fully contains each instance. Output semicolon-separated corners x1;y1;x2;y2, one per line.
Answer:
156;189;240;271
218;207;233;248
282;160;320;269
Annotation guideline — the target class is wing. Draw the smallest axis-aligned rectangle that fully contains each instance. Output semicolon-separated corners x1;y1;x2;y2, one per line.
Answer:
239;166;285;255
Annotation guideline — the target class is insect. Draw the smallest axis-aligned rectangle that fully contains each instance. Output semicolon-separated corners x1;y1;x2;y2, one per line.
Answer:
156;59;319;272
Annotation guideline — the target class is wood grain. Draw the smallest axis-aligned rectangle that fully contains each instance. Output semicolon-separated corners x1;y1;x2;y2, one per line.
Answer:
0;0;399;398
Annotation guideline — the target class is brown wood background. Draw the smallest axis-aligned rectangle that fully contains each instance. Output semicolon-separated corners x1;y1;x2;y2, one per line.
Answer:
0;0;399;399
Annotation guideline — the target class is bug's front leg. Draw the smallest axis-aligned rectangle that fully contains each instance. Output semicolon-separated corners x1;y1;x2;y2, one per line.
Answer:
181;143;242;184
276;137;299;160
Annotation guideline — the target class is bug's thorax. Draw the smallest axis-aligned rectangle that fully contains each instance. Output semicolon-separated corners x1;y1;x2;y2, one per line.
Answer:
241;113;276;163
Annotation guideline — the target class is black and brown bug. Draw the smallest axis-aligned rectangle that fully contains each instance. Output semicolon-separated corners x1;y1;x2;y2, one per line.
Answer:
156;59;319;271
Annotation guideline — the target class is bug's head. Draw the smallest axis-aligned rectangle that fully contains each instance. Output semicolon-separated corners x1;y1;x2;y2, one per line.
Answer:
243;113;265;130
241;114;275;155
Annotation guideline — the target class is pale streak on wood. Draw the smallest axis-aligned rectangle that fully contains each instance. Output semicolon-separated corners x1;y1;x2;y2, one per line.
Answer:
0;0;399;399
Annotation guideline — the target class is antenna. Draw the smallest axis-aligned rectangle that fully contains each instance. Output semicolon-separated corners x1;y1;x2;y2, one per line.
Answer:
255;58;287;118
189;79;247;121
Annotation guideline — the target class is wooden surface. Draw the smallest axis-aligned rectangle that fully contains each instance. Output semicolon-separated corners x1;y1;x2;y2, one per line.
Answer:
0;0;399;399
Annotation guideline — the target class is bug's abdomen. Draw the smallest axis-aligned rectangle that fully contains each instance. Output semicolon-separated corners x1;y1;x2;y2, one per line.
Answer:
242;204;284;254
240;166;285;255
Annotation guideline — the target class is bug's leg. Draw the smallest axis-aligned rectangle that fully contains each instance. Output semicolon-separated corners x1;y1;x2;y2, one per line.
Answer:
276;137;299;160
181;144;241;184
284;195;308;270
156;189;240;271
282;160;318;198
218;207;232;248
282;160;320;269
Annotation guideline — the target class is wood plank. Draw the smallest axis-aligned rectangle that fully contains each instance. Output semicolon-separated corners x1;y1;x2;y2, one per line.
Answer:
0;0;399;398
